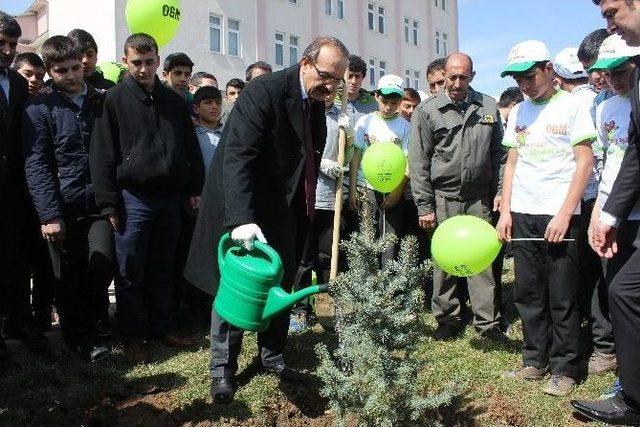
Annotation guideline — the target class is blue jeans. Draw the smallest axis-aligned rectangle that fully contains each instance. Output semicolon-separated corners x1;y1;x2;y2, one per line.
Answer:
115;189;182;340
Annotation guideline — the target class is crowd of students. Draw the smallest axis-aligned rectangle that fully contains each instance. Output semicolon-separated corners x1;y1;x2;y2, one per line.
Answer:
1;2;640;419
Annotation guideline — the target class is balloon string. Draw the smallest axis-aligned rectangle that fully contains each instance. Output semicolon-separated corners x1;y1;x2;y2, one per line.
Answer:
509;238;576;242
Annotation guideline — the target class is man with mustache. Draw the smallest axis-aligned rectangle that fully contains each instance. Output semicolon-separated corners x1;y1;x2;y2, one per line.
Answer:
573;0;640;424
185;37;349;404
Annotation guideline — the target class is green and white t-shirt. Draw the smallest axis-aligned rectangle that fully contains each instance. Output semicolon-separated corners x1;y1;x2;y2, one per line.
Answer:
503;90;596;215
354;112;411;188
595;94;640;220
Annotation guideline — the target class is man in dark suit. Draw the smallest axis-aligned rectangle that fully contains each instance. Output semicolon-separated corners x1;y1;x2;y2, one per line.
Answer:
0;11;46;365
185;37;349;404
571;1;640;424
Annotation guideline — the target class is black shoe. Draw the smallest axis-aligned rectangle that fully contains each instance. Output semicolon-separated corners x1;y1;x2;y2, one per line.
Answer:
211;377;237;404
263;365;310;384
571;393;640;425
75;343;111;362
481;328;510;344
433;323;464;341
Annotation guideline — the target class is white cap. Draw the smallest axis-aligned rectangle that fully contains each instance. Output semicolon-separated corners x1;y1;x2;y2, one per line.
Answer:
377;74;404;97
553;47;588;80
501;40;551;77
589;34;640;71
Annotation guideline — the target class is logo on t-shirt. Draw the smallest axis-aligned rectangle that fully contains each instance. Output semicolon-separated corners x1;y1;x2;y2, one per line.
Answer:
545;123;568;136
515;125;528;146
604;120;620;144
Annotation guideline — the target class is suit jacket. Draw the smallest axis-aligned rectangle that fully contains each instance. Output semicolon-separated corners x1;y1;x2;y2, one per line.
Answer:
0;68;29;202
603;67;640;232
184;64;326;296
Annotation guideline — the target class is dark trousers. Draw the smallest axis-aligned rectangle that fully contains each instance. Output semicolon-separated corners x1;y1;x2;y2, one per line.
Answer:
511;213;581;378
605;221;640;405
28;208;57;329
210;210;309;378
578;199;613;354
48;217;114;346
114;189;182;340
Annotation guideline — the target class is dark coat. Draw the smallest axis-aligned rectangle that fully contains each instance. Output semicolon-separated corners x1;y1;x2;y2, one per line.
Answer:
22;83;104;223
86;70;116;91
0;68;29;202
89;75;204;215
184;64;327;296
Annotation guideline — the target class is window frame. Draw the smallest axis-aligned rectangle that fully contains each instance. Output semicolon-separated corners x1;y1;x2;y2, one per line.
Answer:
289;35;299;67
275;31;285;67
369;58;376;87
227;18;241;57
378;6;385;34
209;13;222;53
367;2;375;31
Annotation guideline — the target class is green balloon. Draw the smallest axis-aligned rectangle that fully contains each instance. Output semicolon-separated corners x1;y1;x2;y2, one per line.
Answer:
361;142;407;193
97;61;126;84
125;0;181;47
431;215;501;277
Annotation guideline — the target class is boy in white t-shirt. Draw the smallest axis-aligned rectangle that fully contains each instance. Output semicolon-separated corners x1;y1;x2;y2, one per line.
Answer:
497;40;596;397
349;74;410;262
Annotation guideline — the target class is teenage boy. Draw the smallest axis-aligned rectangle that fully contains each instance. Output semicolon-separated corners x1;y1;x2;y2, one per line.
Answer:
193;86;224;174
349;74;410;263
224;78;245;104
12;52;45;96
426;57;446;95
163;52;194;99
67;29;114;91
189;71;218;94
497;40;596;397
23;36;113;361
399;87;420;121
339;55;377;121
90;33;204;362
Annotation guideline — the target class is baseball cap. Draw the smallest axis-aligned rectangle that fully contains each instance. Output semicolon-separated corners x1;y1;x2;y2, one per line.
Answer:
377;74;404;97
553;48;588;80
193;85;222;105
588;34;640;72
501;40;551;77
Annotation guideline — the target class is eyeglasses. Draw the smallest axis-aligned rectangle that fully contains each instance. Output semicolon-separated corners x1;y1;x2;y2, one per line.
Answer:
310;60;345;85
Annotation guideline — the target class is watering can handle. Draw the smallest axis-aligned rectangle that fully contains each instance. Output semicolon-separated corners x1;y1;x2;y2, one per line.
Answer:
253;240;283;274
218;233;234;270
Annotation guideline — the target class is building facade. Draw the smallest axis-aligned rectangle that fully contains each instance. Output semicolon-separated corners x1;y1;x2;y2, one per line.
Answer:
16;0;458;91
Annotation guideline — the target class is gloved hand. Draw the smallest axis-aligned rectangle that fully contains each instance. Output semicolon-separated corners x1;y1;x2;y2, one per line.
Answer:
320;158;343;179
231;223;267;250
337;114;354;138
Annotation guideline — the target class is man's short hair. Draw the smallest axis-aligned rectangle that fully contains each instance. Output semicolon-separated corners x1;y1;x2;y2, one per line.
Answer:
427;57;446;76
190;71;217;86
245;61;272;81
0;11;21;38
348;54;367;77
67;28;98;53
226;78;245;91
12;52;45;70
497;87;524;108
302;37;349;63
578;29;610;65
124;33;158;56
41;35;83;69
163;52;194;72
403;87;420;103
193;85;222;105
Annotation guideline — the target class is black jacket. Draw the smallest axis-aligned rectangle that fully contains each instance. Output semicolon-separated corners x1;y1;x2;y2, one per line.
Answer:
89;75;204;215
22;83;104;223
86;70;116;91
603;67;640;238
184;64;326;296
0;68;29;202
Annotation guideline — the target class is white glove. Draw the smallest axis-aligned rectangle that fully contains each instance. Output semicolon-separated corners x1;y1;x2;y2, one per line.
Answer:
231;223;267;250
320;158;343;179
337;114;354;138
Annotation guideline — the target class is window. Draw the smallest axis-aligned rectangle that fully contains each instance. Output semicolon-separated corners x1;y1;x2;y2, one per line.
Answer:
209;14;221;53
289;35;299;66
404;18;410;43
369;58;376;87
275;32;284;66
404;18;419;45
435;0;446;10
337;0;344;19
442;33;449;55
289;0;299;4
378;6;385;34
412;21;419;45
413;71;420;90
379;60;386;79
325;0;332;15
435;31;449;56
367;3;374;30
227;18;240;56
405;69;411;88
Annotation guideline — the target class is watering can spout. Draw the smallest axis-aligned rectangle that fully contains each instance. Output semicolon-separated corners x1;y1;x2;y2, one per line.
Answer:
262;284;329;321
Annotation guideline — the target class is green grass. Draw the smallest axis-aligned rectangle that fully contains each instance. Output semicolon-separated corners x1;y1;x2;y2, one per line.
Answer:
0;259;615;426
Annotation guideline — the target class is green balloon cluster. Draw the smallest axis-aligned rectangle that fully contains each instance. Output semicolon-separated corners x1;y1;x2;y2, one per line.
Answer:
431;215;501;277
361;142;407;193
97;61;126;84
125;0;181;48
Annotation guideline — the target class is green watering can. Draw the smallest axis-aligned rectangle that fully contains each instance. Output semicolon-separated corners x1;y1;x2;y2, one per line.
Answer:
214;233;328;332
